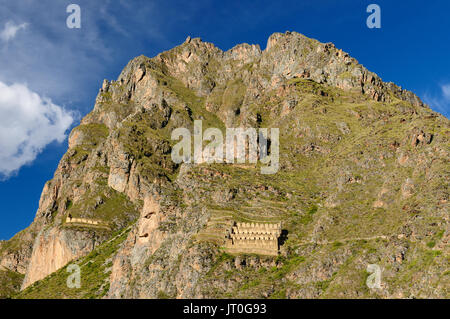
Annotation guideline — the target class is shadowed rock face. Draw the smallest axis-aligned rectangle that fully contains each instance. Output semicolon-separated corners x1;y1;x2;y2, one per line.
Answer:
1;31;449;299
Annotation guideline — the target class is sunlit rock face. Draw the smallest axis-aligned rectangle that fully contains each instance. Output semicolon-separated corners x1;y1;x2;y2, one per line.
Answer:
1;31;448;299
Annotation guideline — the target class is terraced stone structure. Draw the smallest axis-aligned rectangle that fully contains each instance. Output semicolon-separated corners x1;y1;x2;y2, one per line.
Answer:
65;217;100;225
64;217;109;229
225;222;282;256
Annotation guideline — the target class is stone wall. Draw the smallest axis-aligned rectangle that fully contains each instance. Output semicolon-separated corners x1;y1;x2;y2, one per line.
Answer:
225;222;281;256
65;217;103;226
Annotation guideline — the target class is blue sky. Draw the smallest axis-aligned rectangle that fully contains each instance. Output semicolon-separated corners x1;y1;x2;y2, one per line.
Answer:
0;0;449;240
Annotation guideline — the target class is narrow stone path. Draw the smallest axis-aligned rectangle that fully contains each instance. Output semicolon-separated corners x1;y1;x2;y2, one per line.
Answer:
297;234;405;246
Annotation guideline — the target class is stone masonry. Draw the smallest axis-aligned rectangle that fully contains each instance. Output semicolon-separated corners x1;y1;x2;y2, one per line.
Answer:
65;216;103;226
225;222;282;256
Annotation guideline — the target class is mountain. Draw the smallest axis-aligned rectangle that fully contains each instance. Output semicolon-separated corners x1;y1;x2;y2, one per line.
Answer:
1;31;448;299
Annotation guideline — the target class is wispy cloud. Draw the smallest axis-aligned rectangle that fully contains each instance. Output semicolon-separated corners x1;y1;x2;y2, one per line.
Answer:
0;1;171;107
0;1;117;106
0;81;73;179
442;84;450;100
0;21;28;42
423;83;450;117
0;0;175;180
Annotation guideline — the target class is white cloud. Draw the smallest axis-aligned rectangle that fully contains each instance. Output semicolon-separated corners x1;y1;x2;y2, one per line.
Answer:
0;1;172;107
0;81;73;178
0;21;28;42
423;83;450;118
441;84;450;100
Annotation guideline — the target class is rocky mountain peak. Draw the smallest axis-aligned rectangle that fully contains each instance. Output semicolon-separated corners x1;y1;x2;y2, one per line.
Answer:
1;31;447;299
104;32;425;113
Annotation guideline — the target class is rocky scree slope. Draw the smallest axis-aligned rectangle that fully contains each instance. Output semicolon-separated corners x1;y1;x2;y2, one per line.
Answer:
1;31;448;298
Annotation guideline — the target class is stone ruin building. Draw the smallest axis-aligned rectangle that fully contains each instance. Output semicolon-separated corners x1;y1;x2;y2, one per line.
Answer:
224;222;282;256
65;215;102;226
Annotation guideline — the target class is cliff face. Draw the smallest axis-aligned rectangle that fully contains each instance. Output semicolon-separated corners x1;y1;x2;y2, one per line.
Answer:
21;227;101;288
2;32;449;299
